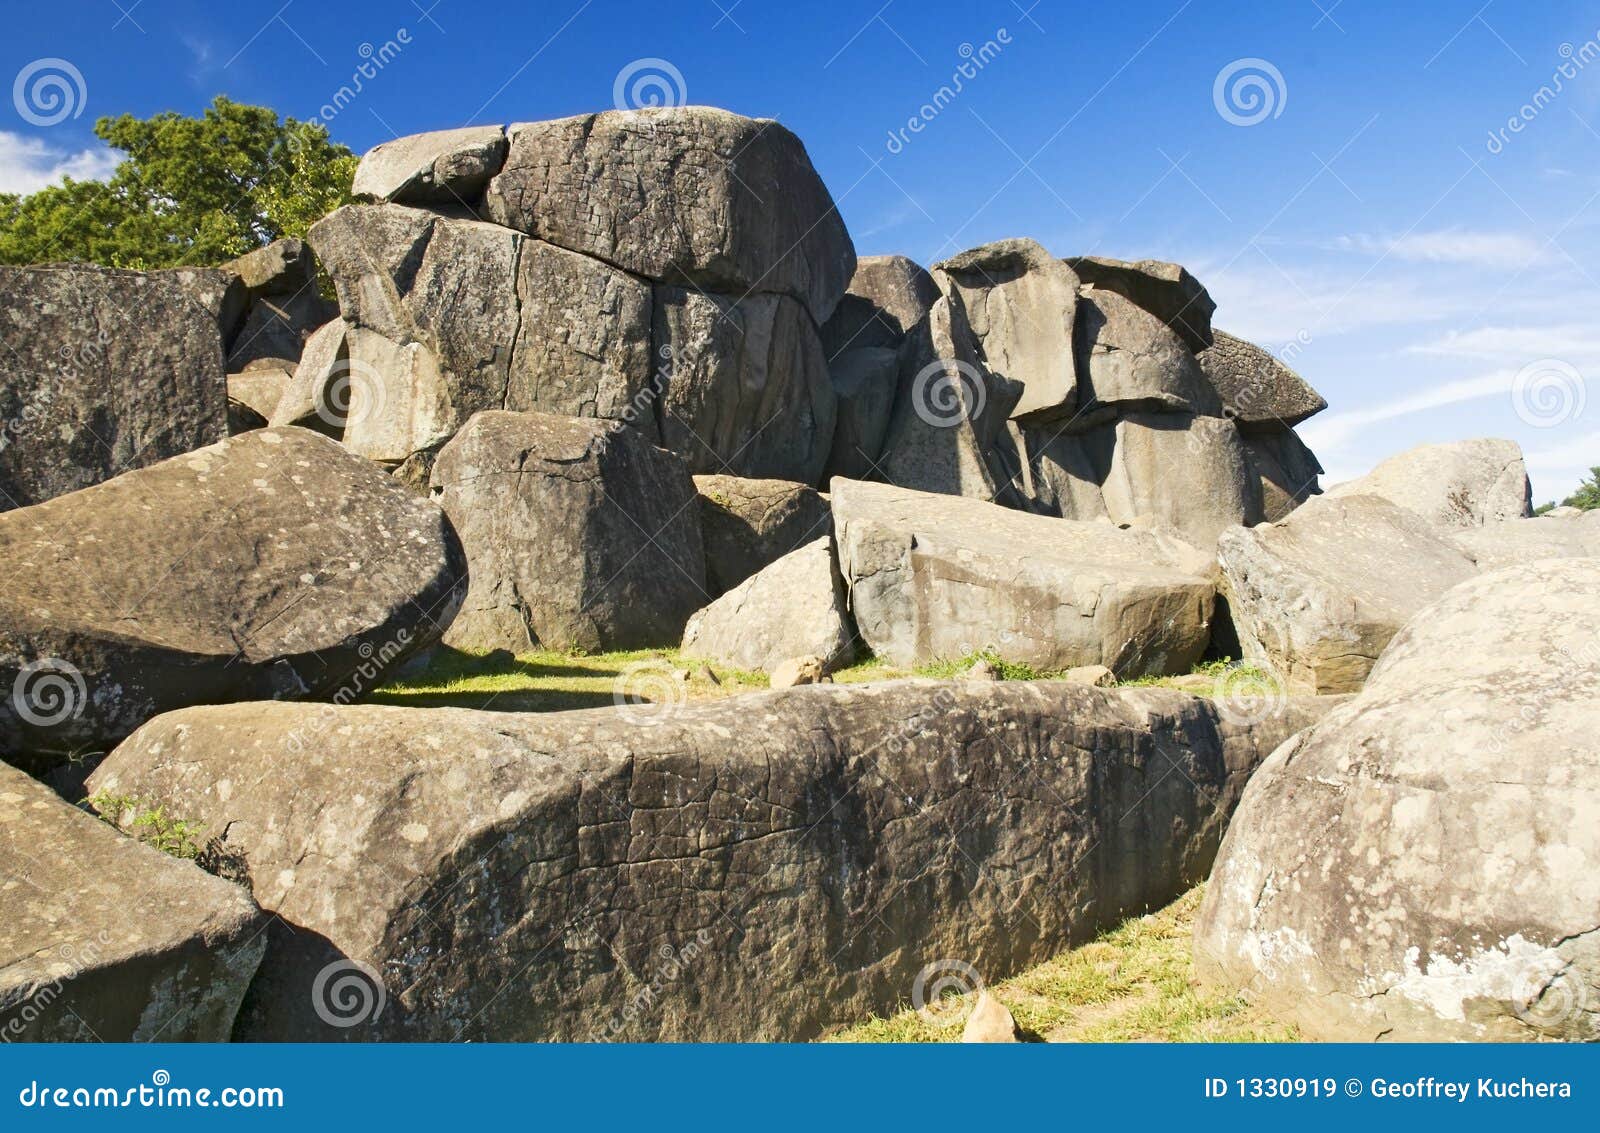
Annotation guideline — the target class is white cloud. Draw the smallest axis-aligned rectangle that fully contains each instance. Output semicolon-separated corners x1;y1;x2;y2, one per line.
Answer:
0;131;118;195
1327;228;1546;267
1404;323;1600;361
1298;368;1530;452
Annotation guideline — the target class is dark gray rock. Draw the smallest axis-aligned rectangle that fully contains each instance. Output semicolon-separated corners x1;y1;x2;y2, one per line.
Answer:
0;427;467;776
1065;255;1215;353
431;411;706;652
1245;430;1323;521
694;473;832;595
824;346;901;481
1196;330;1327;431
820;254;941;356
221;238;319;300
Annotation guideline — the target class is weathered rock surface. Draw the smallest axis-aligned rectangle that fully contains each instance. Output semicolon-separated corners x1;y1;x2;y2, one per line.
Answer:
833;479;1215;675
227;369;290;426
681;537;854;672
352;125;508;205
653;288;836;484
0;264;229;511
222;238;318;300
1065;256;1215;353
0;762;266;1040
934;239;1079;423
88;680;1333;1041
1098;413;1262;547
1451;510;1600;570
224;290;336;372
485;107;855;323
1075;289;1221;420
824;346;901;481
431;411;705;652
694;474;832;595
269;319;347;435
962;992;1019;1042
1245;430;1323;522
1196;559;1600;1041
820;254;940;356
1217;494;1476;694
0;427;466;776
1196;330;1327;431
1323;438;1533;528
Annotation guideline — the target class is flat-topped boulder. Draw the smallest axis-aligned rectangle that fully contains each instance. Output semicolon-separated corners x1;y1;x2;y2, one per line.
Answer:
1196;330;1327;431
432;411;705;652
484;107;855;323
694;474;832;595
832;478;1215;675
0;264;230;511
352;125;508;205
1218;494;1476;694
88;680;1334;1041
0;427;466;776
681;537;854;671
1065;255;1215;353
1323;438;1532;528
1197;559;1600;1041
0;761;265;1040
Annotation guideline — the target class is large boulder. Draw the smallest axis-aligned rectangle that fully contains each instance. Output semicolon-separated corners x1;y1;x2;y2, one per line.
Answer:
1097;413;1262;547
351;125;508;205
0;264;230;511
221;238;336;372
484;107;855;323
87;680;1334;1041
653;288;836;484
681;537;854;671
933;239;1079;423
1218;494;1476;694
1323;438;1533;528
694;474;832;595
1452;510;1600;570
832;479;1215;675
1245;429;1323;522
431;411;705;652
1074;288;1221;421
0;427;466;777
269;319;347;436
0;762;266;1040
221;237;318;300
1196;330;1327;431
1065;255;1215;353
823;346;901;481
820;254;940;356
1196;559;1600;1041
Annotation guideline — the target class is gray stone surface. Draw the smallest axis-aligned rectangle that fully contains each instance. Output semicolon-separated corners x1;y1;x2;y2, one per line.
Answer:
269;319;347;436
88;680;1331;1040
0;762;266;1041
1065;255;1215;353
1245;429;1323;522
694;474;832;595
1196;559;1600;1041
681;537;854;671
1197;329;1327;431
221;238;318;300
0;427;466;776
832;478;1215;675
824;346;901;481
1075;288;1221;420
820;254;940;356
484;107;855;323
1099;413;1262;547
1451;510;1600;569
0;264;230;511
431;411;706;652
1217;494;1476;694
352;125;508;205
1323;438;1533;528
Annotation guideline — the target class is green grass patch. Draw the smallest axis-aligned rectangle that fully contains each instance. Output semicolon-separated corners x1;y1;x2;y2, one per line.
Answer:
829;885;1295;1043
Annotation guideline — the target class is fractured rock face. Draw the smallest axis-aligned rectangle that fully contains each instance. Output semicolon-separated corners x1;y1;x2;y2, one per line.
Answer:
824;346;901;481
0;264;230;511
352;125;508;205
431;411;706;652
820;254;941;356
681;537;854;672
1217;494;1476;694
694;474;832;595
485;107;855;323
0;762;266;1040
0;427;466;776
1245;429;1323;522
1196;329;1327;431
1451;509;1600;570
1323;438;1533;528
1196;559;1600;1041
1075;288;1221;421
88;680;1329;1040
832;478;1215;675
1065;255;1215;353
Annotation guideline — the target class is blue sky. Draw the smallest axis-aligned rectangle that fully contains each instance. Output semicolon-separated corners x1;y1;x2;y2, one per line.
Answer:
7;0;1600;500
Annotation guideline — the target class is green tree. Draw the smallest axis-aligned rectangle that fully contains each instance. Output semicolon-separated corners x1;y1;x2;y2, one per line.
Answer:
1560;466;1600;511
0;96;356;269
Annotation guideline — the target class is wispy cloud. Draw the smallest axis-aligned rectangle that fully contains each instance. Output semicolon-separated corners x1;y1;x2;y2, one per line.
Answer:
0;131;118;195
1298;368;1536;452
1326;228;1547;267
1405;322;1600;360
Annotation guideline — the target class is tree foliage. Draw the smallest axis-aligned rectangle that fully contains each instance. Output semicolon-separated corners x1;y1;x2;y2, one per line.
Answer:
1560;466;1600;511
0;96;356;269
